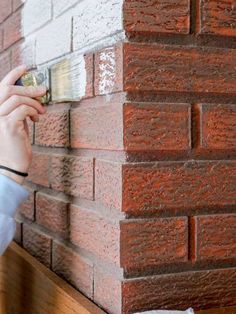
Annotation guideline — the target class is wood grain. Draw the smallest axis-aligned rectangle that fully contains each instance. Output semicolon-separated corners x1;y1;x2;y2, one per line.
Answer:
0;242;105;314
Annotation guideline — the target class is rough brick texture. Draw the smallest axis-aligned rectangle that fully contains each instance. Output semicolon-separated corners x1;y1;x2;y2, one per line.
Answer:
123;103;191;151
36;193;69;238
70;205;120;265
35;109;70;147
120;217;188;272
200;104;236;149
23;224;51;267
122;268;236;313
0;1;234;313
122;161;236;214
124;0;190;35
198;0;236;36
52;241;93;298
191;214;236;261
123;43;236;95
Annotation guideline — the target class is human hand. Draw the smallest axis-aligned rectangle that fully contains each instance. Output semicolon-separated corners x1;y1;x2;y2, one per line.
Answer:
0;65;47;184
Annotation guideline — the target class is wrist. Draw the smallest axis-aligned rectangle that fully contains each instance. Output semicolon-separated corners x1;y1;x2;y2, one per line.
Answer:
0;169;25;185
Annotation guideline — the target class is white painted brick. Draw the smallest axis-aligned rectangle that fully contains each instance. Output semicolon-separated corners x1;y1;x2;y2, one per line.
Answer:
53;0;79;17
36;13;72;64
22;0;52;36
73;0;124;50
98;47;116;95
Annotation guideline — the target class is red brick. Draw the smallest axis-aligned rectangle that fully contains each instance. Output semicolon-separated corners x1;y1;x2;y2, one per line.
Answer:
52;241;93;298
11;39;35;68
96;160;236;214
36;193;69;238
123;161;236;214
0;0;12;23
13;0;25;11
28;152;50;187
95;44;123;95
95;160;122;211
3;10;22;49
124;0;190;35
23;224;51;267
124;43;236;95
50;155;93;199
19;187;35;221
192;214;236;261
71;102;123;150
124;103;191;151
70;206;120;265
71;102;191;152
122;268;236;313
0;51;11;81
94;267;121;314
120;217;188;272
35;110;69;147
198;0;236;36
200;104;236;150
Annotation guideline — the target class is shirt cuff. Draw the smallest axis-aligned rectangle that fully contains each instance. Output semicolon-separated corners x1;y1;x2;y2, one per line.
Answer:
0;174;29;218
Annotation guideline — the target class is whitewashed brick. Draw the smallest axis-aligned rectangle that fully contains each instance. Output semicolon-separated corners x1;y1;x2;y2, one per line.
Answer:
36;14;72;64
73;0;123;50
53;0;79;17
23;0;52;36
12;38;36;68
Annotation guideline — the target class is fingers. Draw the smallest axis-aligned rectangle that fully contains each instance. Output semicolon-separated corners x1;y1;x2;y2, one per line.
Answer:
0;95;46;116
8;105;39;123
0;84;47;105
0;65;27;85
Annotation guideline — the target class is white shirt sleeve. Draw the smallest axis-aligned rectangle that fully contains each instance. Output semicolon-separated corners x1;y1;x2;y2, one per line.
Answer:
0;174;29;255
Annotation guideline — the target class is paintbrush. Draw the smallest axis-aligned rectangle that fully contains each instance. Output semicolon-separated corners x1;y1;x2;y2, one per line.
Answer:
15;57;84;104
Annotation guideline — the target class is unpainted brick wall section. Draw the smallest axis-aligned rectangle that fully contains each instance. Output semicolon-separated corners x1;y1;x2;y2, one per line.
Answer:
0;1;236;314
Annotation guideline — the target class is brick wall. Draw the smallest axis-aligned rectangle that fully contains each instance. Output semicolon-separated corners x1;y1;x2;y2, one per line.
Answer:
0;1;236;313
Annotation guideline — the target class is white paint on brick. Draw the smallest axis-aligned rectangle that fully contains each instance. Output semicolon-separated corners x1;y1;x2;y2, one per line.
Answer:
98;47;116;95
35;13;72;65
21;0;125;66
52;0;79;17
73;0;124;50
22;0;52;36
12;38;36;68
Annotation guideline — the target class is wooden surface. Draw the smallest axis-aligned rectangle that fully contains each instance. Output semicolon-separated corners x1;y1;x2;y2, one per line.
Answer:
0;242;105;314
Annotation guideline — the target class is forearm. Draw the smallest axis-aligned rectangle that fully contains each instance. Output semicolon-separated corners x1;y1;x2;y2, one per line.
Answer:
0;174;29;255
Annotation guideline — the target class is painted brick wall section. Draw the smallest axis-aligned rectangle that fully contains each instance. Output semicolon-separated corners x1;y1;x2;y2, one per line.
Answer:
0;1;235;314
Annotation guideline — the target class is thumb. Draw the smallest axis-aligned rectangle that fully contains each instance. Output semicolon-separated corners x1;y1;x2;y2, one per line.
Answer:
8;104;39;123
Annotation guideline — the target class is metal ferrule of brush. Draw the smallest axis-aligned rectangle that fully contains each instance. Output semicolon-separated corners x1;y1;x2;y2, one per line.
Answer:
15;69;51;104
